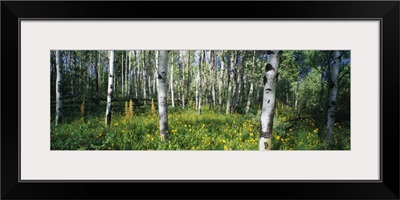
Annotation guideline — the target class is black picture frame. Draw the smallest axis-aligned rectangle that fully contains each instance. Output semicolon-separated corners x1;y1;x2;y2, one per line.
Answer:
2;1;399;199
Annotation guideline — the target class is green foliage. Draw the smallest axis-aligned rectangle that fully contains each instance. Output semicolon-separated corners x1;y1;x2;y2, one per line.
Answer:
51;106;350;150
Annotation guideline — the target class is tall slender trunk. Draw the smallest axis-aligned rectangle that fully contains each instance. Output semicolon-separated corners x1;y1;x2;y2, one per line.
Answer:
147;51;152;98
246;51;256;114
79;61;83;95
233;62;242;112
198;51;203;114
180;51;185;109
326;50;340;143
187;51;191;107
226;51;235;115
170;52;175;107
158;50;169;141
237;69;243;109
195;72;199;111
209;51;216;110
231;58;238;112
218;51;225;113
72;51;77;95
203;51;208;106
154;51;159;99
98;51;102;95
125;50;128;96
105;50;114;126
318;72;325;112
55;50;63;125
135;51;140;98
85;53;89;92
94;51;99;97
122;52;124;96
153;72;157;98
68;51;73;95
128;50;132;96
294;80;300;109
142;51;147;101
148;72;151;98
67;51;71;77
259;50;279;150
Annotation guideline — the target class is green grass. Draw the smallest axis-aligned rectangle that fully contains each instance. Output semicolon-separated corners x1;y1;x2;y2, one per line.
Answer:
51;102;350;150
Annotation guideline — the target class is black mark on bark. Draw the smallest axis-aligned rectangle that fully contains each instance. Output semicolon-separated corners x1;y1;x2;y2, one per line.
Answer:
266;50;274;55
329;81;335;89
260;131;271;139
266;64;274;72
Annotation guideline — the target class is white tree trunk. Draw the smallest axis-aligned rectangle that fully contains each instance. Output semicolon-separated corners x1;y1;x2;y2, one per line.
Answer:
122;53;124;96
96;51;101;94
128;50;131;96
142;51;147;101
294;80;300;109
210;51;216;109
326;50;340;142
135;51;139;98
170;53;175;107
125;51;128;96
195;73;199;111
186;51;191;108
226;51;235;115
198;51;203;114
246;84;254;114
238;73;243;108
55;50;63;125
218;51;225;114
148;73;151;98
245;51;256;114
158;50;169;141
203;51;208;106
234;66;241;111
259;50;279;150
105;50;114;126
180;51;185;109
153;72;157;98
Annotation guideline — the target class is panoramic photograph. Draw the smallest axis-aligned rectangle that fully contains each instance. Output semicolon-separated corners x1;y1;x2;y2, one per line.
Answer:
50;50;350;150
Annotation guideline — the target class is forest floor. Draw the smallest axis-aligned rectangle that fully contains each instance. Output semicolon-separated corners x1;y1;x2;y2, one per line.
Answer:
51;102;350;150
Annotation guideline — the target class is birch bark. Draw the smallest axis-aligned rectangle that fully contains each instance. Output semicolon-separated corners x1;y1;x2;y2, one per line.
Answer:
158;50;169;141
259;50;279;150
326;50;340;142
55;50;63;125
105;50;114;126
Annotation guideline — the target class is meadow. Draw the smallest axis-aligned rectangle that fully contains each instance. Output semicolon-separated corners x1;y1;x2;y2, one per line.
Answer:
51;100;350;150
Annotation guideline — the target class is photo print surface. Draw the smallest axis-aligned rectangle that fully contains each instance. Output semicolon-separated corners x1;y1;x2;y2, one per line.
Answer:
50;50;350;151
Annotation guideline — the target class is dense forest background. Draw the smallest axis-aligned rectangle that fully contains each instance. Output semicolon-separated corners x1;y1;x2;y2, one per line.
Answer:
50;50;350;150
